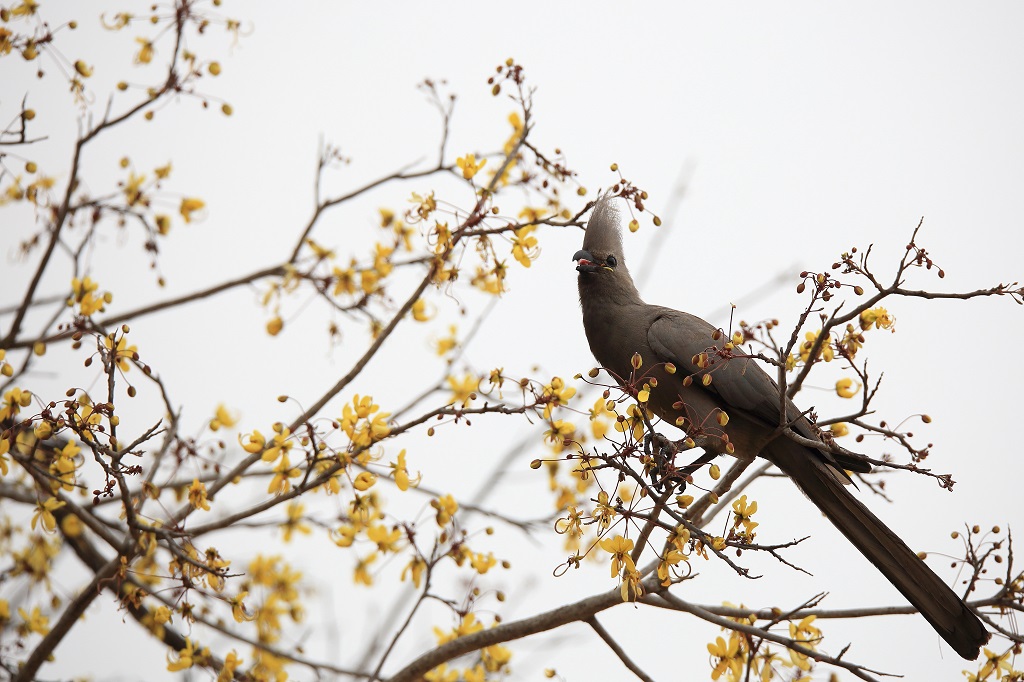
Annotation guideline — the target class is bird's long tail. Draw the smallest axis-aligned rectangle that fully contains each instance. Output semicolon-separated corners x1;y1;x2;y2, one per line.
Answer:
765;438;988;660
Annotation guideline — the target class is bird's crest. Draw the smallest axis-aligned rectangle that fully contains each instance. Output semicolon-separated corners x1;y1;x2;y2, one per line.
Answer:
582;195;624;258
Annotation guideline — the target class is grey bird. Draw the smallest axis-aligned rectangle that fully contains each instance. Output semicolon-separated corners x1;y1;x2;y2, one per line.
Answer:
573;198;988;660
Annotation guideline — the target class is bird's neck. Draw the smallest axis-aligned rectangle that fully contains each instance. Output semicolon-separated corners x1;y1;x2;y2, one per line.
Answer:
578;270;646;374
578;269;644;309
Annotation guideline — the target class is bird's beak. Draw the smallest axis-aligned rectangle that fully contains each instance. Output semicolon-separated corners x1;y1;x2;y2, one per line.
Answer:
573;249;601;273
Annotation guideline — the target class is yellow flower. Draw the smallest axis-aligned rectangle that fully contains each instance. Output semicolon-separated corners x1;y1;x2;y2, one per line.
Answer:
240;430;266;454
556;506;584;539
227;593;254;623
707;634;744;680
543;419;575;448
71;395;103;440
353;471;377;491
540;376;576;419
359;269;379;294
598;534;636;579
340;395;391;447
10;1;40;18
511;225;539;267
518;205;547;223
102;11;131;30
411;298;434;322
56;432;81;458
60;514;83;537
17;606;49;636
657;549;687;585
434;613;485;644
217;651;244;682
732;495;756;518
455;153;487;180
332;265;357;296
104;335;138;372
345;395;377;424
155;214;171;234
373;242;394;277
835;377;860;399
731;495;759;541
829;422;849;438
431;220;453;255
593;490;616;529
123;171;146;206
267;454;300;495
305;238;335;260
31;497;65;532
68;276;110;316
788;613;821;648
0;387;32;421
471;262;508;295
840;323;864;357
433;325;458;356
409;191;436;222
188;479;210;511
496;113;524;185
620;566;643;602
976;647;1014;679
799;330;834;363
332;524;358;548
447;374;479;407
402;556;427;587
166;637;197;672
481;642;512;673
279;501;312;542
209;403;239;431
389;449;418;491
470;551;497;574
354;552;377;586
589;397;615;440
134;37;154;64
860;306;895;331
367;524;402;553
261;426;293;463
613;403;647;441
179;197;205;223
431;493;458;526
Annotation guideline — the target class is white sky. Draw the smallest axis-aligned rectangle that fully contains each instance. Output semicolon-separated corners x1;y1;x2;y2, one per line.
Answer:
4;2;1024;680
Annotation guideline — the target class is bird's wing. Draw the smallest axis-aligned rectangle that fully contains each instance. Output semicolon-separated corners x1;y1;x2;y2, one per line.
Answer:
647;309;792;428
647;308;869;473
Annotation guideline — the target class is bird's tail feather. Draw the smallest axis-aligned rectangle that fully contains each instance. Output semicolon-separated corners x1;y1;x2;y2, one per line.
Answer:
765;438;988;660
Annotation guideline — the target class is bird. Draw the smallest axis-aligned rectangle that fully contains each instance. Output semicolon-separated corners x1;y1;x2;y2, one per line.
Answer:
572;197;989;660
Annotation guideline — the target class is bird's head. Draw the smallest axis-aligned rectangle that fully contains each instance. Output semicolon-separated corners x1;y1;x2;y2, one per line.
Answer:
573;196;625;276
572;249;617;273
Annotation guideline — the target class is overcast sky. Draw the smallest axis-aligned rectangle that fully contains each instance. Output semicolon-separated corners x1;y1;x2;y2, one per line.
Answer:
5;2;1024;680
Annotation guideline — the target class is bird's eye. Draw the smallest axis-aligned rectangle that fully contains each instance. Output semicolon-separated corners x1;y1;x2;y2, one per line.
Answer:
606;255;617;267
